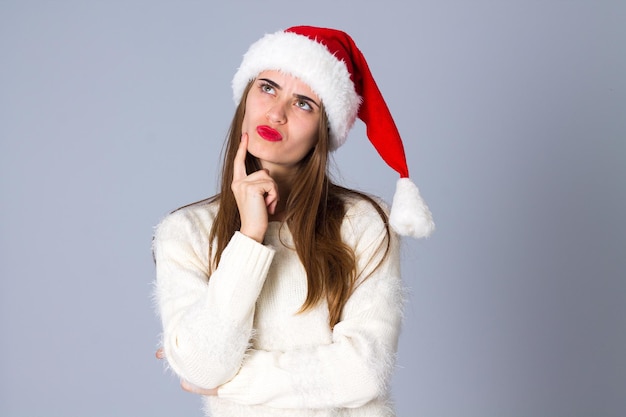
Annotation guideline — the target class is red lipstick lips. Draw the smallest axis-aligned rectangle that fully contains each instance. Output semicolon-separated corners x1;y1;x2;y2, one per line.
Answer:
256;125;282;142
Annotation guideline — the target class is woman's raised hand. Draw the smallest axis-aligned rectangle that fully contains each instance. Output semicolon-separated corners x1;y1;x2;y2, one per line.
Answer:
231;133;279;243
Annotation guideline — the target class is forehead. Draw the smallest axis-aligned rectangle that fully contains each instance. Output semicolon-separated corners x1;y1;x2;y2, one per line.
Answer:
256;70;321;101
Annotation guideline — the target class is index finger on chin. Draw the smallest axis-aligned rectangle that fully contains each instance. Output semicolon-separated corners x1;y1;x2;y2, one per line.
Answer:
233;133;249;181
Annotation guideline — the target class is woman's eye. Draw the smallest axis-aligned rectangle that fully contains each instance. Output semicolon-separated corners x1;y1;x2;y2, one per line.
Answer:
296;100;312;111
260;83;275;94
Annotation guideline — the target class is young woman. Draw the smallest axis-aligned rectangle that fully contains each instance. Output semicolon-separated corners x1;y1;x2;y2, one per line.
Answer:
153;26;434;417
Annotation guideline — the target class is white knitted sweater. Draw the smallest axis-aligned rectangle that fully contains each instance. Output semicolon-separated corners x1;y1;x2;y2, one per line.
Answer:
153;197;404;417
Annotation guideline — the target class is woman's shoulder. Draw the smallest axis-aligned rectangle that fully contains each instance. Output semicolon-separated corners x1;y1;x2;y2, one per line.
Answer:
339;191;399;264
340;191;392;239
153;197;219;242
341;192;389;222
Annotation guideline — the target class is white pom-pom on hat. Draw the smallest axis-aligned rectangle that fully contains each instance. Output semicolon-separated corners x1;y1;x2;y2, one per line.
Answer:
232;26;435;238
390;178;435;239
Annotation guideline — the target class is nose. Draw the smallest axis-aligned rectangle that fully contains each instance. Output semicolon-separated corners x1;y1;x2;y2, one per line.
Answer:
266;103;287;124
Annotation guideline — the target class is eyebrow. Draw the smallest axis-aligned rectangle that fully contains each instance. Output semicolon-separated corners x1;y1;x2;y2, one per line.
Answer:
258;78;321;109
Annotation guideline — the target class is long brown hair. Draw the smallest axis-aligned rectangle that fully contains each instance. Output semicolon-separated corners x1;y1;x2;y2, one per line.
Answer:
208;81;391;327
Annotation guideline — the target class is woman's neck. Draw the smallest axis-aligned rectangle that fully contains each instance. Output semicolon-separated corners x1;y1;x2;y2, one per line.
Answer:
265;167;295;222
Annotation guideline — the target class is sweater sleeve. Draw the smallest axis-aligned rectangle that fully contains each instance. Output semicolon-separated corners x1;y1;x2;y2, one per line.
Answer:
217;200;404;408
153;206;275;389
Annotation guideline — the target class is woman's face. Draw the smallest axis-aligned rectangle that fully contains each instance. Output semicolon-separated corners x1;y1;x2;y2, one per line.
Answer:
241;70;322;174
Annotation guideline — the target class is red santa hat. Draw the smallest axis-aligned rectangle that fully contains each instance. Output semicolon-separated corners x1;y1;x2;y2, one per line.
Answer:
232;25;434;238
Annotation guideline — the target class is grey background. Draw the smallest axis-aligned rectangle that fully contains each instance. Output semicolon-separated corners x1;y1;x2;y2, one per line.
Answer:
1;1;625;416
